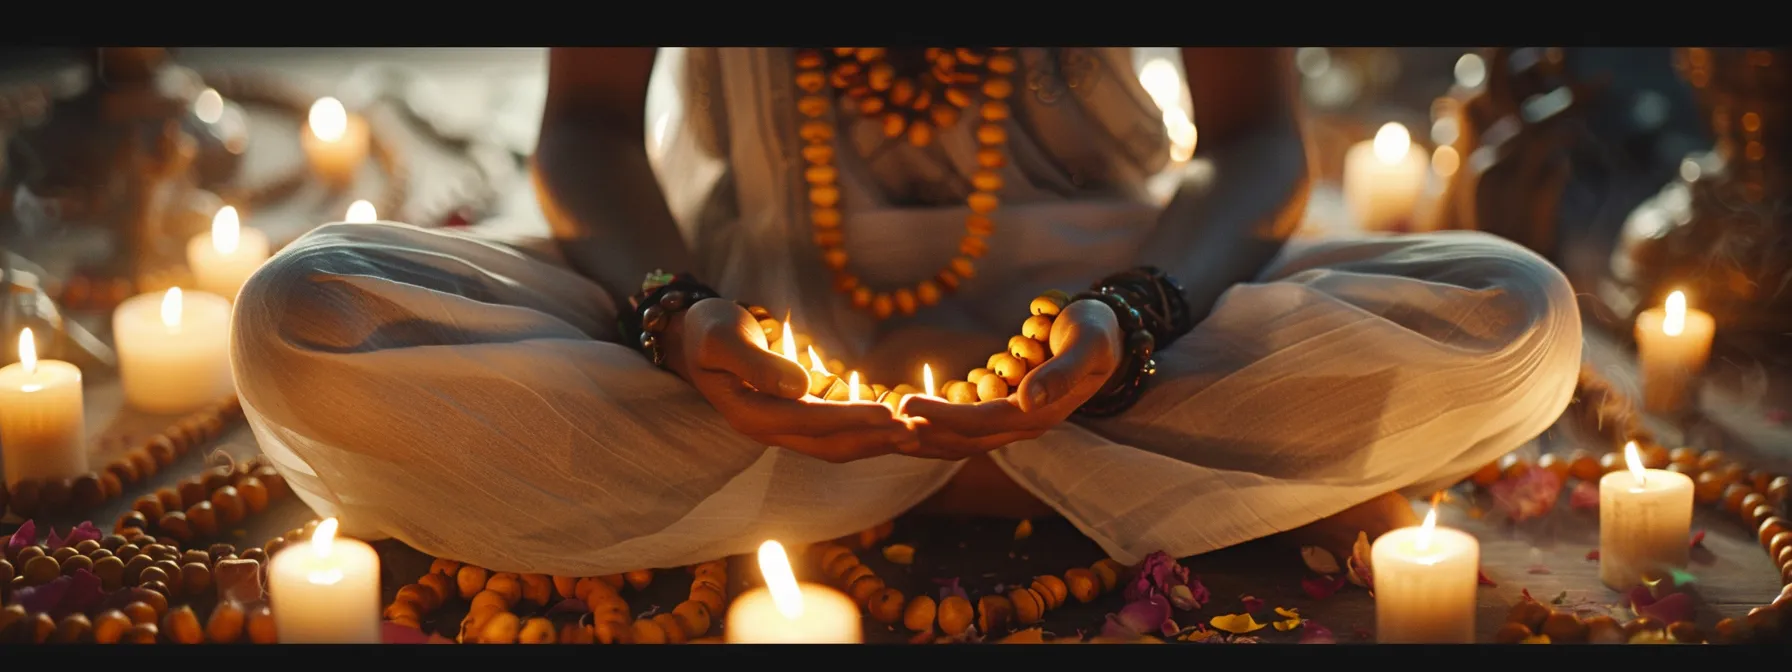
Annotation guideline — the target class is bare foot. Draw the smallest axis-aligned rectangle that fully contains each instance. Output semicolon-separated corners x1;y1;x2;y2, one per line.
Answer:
1282;491;1421;563
914;455;1060;520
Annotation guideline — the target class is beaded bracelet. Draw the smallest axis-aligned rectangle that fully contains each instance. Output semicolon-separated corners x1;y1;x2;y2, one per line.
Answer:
620;271;721;368
1069;289;1157;418
1091;267;1192;348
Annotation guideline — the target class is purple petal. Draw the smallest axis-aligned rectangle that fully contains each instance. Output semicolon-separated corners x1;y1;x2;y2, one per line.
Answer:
14;574;73;614
56;569;105;618
1100;613;1142;640
46;526;68;552
7;520;37;556
1623;585;1657;608
1187;578;1209;607
1114;595;1172;637
545;598;588;616
381;621;431;644
1634;592;1694;624
1299;621;1336;644
1241;595;1264;613
64;522;102;549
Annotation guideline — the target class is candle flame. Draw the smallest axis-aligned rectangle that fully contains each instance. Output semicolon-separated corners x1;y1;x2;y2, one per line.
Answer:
344;199;377;223
1662;291;1687;337
161;288;183;330
1372;122;1412;164
757;540;804;620
1624;441;1647;487
780;318;798;363
308;97;348;142
849;371;861;402
17;327;36;375
807;346;830;376
212;206;241;255
923;364;935;398
312;518;340;558
1415;506;1438;552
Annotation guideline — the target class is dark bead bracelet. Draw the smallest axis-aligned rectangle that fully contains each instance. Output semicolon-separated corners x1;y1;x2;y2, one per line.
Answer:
1090;266;1192;347
1070;288;1158;418
620;271;721;368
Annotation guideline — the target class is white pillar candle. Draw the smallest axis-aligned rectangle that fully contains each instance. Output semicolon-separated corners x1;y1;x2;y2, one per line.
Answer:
0;329;87;487
112;287;233;415
1599;441;1695;591
186;206;270;301
344;199;378;223
725;540;861;643
300;97;370;187
267;518;382;643
1633;290;1715;415
1372;507;1480;643
1343;122;1429;232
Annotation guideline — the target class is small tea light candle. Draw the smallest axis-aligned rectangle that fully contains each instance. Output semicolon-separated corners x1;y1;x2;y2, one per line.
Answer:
1372;506;1479;643
186;206;270;301
725;540;861;643
1343;122;1429;232
1599;441;1695;591
0;329;87;487
113;287;233;415
1634;290;1716;415
300;97;370;187
344;199;378;223
267;519;381;643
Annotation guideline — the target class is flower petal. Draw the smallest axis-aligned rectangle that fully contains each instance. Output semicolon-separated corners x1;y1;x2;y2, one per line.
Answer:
1477;570;1498;586
1300;546;1341;575
1272;617;1302;632
545;598;587;616
1301;575;1346;600
1208;613;1267;634
1240;595;1264;613
882;544;916;564
1633;592;1694;624
7;520;37;556
1114;595;1173;636
1013;520;1033;541
1688;530;1706;547
1569;481;1600;510
1274;607;1300;619
1299;622;1336;644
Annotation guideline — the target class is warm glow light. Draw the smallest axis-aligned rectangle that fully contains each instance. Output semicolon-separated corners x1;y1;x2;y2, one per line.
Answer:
1373;123;1412;164
308;97;349;143
344;200;377;223
161;288;183;330
807;346;829;376
923;364;935;398
18;327;36;375
193;88;224;124
1415;506;1438;552
1662;291;1687;337
757;541;804;620
306;518;345;585
1432;145;1461;177
1138;59;1183;113
849;371;861;402
780;318;798;363
211;206;241;255
1454;54;1487;89
1623;441;1647;487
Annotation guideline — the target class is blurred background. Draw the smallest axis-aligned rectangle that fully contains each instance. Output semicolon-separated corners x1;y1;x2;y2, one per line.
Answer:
0;46;1783;381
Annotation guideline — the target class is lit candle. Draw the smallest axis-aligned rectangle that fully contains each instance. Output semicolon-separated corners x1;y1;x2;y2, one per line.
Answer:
344;199;378;223
0;328;87;487
1342;122;1429;232
300;97;370;187
923;364;936;398
266;518;381;643
848;371;860;403
186;205;270;301
1599;441;1695;591
112;287;233;414
806;345;840;398
1371;506;1479;643
724;540;861;643
1633;290;1716;415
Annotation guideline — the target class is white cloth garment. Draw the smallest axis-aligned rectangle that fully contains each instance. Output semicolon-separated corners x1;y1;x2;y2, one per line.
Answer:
230;48;1582;576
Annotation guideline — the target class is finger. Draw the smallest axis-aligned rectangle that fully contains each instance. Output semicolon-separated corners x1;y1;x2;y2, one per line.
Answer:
902;396;1041;437
697;322;811;400
764;430;906;464
1019;301;1120;412
912;425;1043;459
710;378;908;436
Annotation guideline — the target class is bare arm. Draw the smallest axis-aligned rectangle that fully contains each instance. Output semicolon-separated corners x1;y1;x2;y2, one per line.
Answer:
1138;48;1310;322
532;47;694;305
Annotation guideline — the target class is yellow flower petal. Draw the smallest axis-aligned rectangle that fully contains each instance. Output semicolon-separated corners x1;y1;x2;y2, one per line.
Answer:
1178;629;1222;642
1519;634;1551;644
1013;519;1033;541
1274;607;1300;619
1208;613;1267;634
881;544;915;564
1272;618;1303;632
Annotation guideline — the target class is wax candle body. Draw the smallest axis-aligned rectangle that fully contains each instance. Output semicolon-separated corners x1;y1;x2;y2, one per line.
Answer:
0;359;86;487
1599;469;1695;590
1634;306;1715;414
113;290;233;414
1342;129;1429;232
266;536;382;642
1371;525;1479;643
186;227;270;301
724;583;862;643
301;102;370;187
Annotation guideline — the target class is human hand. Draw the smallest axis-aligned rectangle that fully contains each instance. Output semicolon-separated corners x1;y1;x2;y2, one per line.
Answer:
663;298;918;463
899;299;1123;458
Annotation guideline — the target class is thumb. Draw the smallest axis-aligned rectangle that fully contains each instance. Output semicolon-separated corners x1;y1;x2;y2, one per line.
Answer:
1017;300;1118;412
1017;352;1083;413
703;328;813;400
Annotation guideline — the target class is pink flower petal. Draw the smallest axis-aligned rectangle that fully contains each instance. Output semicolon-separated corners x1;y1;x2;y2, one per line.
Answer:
1633;592;1694;624
1569;482;1600;510
1586;549;1600;561
1240;595;1264;613
1477;570;1498;587
1301;575;1346;600
1299;621;1336;644
7;520;37;556
1688;530;1706;547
